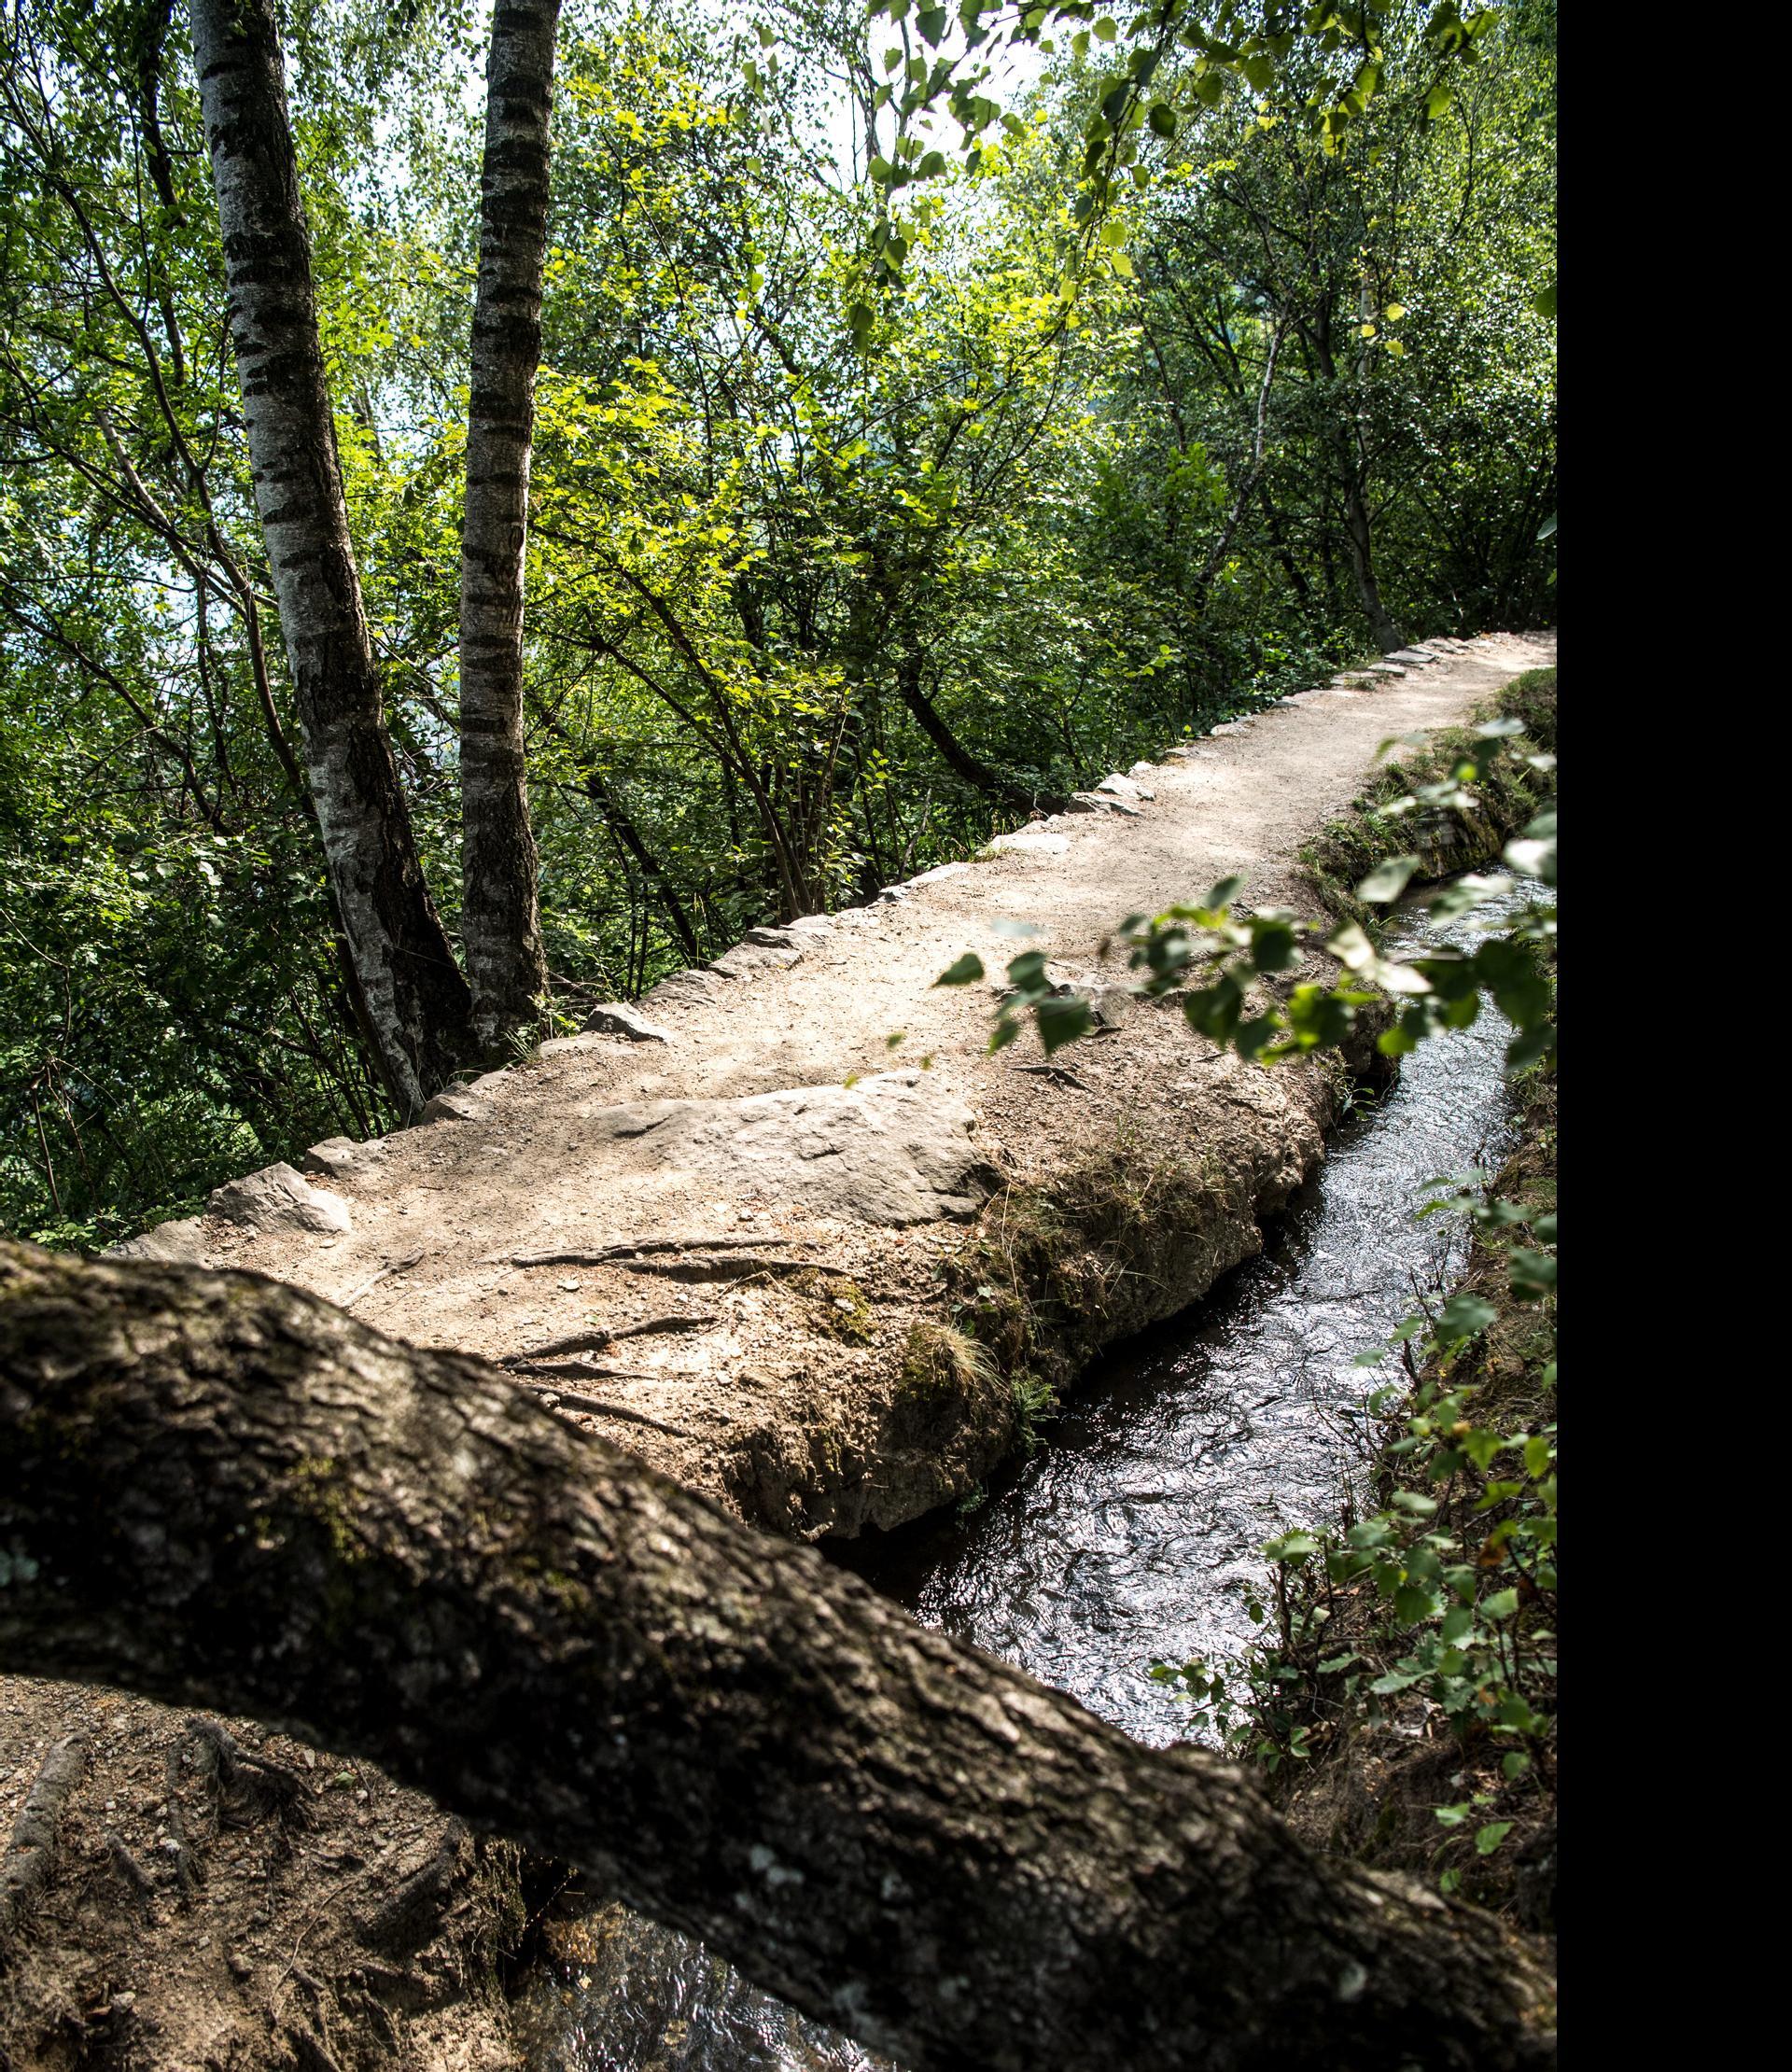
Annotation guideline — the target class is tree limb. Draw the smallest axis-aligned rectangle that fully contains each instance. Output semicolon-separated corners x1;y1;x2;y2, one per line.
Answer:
0;1242;1555;2072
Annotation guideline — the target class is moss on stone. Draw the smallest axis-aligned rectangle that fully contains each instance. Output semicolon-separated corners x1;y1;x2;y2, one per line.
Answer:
1300;667;1558;928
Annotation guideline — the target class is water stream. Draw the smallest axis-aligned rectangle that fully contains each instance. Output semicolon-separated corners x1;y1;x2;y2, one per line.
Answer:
515;889;1528;2071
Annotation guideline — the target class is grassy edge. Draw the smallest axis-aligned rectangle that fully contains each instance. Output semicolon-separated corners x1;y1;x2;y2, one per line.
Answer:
1297;666;1559;928
1216;667;1560;1930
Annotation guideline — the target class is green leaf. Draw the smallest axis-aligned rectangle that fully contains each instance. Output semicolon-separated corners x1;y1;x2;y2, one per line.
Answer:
1475;1821;1515;1855
1369;1667;1425;1695
1435;1293;1496;1340
1393;1583;1439;1625
1356;854;1421;903
1503;833;1556;886
934;952;985;987
1509;1248;1556;1298
1327;921;1377;974
1249;916;1299;972
1036;994;1094;1055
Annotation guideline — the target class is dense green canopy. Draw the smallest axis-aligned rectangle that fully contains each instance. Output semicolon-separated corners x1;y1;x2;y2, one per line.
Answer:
0;0;1554;1246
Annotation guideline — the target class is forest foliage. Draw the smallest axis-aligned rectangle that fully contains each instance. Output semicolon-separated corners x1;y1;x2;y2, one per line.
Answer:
0;0;1556;1246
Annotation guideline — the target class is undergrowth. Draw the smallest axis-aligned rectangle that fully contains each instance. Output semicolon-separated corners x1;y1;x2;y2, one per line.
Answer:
1152;1072;1557;1926
1300;667;1558;927
940;1136;1239;1441
1152;676;1560;1932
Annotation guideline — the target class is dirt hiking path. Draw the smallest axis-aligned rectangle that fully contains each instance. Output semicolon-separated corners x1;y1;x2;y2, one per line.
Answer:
126;630;1554;1539
2;632;1550;2072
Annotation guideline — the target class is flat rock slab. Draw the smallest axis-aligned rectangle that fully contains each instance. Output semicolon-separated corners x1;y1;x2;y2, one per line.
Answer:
103;1216;208;1264
423;1087;489;1124
303;1135;386;1181
569;1071;995;1227
208;1162;351;1236
709;944;804;980
581;1003;674;1043
987;828;1070;855
643;969;723;1009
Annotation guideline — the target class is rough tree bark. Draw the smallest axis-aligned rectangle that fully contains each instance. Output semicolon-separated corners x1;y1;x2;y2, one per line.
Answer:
190;0;474;1113
459;0;559;1050
0;1242;1556;2072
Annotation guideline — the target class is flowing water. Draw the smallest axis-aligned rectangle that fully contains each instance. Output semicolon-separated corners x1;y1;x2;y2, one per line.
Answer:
516;889;1530;2071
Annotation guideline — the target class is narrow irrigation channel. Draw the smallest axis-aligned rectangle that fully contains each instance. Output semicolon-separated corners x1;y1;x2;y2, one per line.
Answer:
515;889;1527;2072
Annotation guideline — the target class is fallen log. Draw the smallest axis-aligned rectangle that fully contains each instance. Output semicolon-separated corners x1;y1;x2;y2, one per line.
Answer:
0;1241;1554;2069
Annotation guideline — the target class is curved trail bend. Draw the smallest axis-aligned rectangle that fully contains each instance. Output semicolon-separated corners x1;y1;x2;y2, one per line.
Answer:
126;631;1555;1537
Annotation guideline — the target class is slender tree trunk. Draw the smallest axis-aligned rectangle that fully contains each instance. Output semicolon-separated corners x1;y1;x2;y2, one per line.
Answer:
581;764;704;967
1321;306;1402;653
190;0;473;1115
1;1242;1557;2072
535;702;703;963
852;555;1064;819
459;0;559;1050
1192;317;1289;596
1338;465;1402;651
895;646;1067;818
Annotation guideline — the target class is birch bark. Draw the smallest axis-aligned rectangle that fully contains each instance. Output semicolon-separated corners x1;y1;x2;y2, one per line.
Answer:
458;0;560;1047
191;0;474;1113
